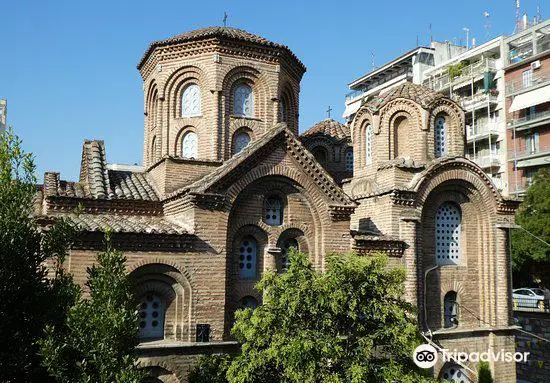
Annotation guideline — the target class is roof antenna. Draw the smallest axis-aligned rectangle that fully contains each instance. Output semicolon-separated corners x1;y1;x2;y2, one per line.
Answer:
537;5;542;23
371;50;376;71
515;0;521;33
429;23;433;44
223;11;228;27
483;11;491;40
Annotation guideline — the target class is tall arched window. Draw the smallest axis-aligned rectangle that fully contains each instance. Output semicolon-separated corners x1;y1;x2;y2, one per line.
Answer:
233;84;254;117
444;291;459;328
281;238;298;272
138;293;165;339
279;99;287;122
181;131;198;158
435;116;447;158
345;148;353;172
150;136;157;162
181;84;201;117
312;147;328;165
435;202;461;265
238;237;257;279
264;196;283;226
365;124;373;165
394;116;410;158
233;131;251;154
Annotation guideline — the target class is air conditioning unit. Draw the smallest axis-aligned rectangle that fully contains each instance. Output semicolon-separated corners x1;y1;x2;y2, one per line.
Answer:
531;60;541;70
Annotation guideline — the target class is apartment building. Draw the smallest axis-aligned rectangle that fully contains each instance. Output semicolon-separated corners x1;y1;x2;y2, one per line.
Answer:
504;19;550;196
422;37;507;192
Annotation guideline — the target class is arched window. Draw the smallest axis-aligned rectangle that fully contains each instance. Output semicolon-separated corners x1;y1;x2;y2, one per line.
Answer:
435;116;447;157
312;147;328;165
435;202;461;265
181;84;201;117
365;124;373;165
138;293;165;339
181;131;198;158
238;237;257;279
440;365;468;383
240;296;259;309
281;238;298;272
233;131;251;154
265;197;283;226
444;291;459;328
394;116;410;158
233;84;254;117
279;99;287;122
150;136;157;162
345;148;353;172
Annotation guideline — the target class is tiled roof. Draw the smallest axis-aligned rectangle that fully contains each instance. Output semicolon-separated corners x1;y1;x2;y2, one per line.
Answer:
44;140;159;201
166;124;355;207
301;119;350;140
138;26;306;71
366;82;446;111
64;214;187;235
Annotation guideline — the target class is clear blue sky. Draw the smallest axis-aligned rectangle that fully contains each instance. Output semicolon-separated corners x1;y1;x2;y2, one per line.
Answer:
1;0;546;181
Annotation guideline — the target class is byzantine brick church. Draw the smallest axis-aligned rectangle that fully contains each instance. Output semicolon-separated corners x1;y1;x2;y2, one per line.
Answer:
38;27;521;382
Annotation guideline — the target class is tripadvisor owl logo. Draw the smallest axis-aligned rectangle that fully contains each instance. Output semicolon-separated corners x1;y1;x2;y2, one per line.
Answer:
413;344;438;369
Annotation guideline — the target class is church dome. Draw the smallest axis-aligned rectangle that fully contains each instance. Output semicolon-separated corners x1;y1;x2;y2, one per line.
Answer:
138;26;305;71
366;82;446;111
301;119;350;140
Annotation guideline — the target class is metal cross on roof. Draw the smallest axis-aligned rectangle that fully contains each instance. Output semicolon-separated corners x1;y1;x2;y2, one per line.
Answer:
326;105;332;119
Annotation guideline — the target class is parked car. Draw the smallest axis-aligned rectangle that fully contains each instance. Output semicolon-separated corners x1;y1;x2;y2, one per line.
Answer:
513;288;546;310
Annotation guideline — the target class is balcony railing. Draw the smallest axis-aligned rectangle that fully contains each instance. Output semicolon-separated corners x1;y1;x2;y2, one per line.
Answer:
508;144;550;160
507;109;550;128
466;122;500;142
345;88;367;102
468;155;501;168
513;297;550;312
423;58;497;92
506;72;550;95
509;179;531;194
459;92;499;110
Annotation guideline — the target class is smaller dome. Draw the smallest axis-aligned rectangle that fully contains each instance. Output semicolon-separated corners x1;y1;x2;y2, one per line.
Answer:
301;119;350;140
367;82;446;111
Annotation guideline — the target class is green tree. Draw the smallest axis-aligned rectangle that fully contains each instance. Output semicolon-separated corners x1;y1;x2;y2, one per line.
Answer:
477;361;493;383
188;355;233;383
40;231;145;383
0;129;77;382
190;251;436;383
511;168;550;284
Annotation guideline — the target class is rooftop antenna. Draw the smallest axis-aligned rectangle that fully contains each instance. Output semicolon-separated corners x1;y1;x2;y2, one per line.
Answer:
416;34;419;47
223;11;228;27
429;23;433;44
483;11;491;40
515;0;521;32
371;50;376;71
463;27;470;49
537;5;542;23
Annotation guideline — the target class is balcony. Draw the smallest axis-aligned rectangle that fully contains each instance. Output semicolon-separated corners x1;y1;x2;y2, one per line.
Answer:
466;122;500;143
424;58;497;92
509;179;531;195
507;109;550;129
508;144;550;161
459;92;499;111
506;72;550;96
470;155;501;169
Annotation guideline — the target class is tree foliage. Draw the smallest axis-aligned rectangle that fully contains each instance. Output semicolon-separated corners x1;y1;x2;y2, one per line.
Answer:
40;231;145;383
190;251;436;383
477;361;493;383
511;168;550;281
0;129;77;382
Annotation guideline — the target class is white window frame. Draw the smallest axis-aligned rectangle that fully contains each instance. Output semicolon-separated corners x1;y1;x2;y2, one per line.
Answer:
365;125;373;165
138;294;165;339
233;84;254;117
182;131;198;158
181;84;201;117
435;202;461;265
238;237;257;279
434;116;446;158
